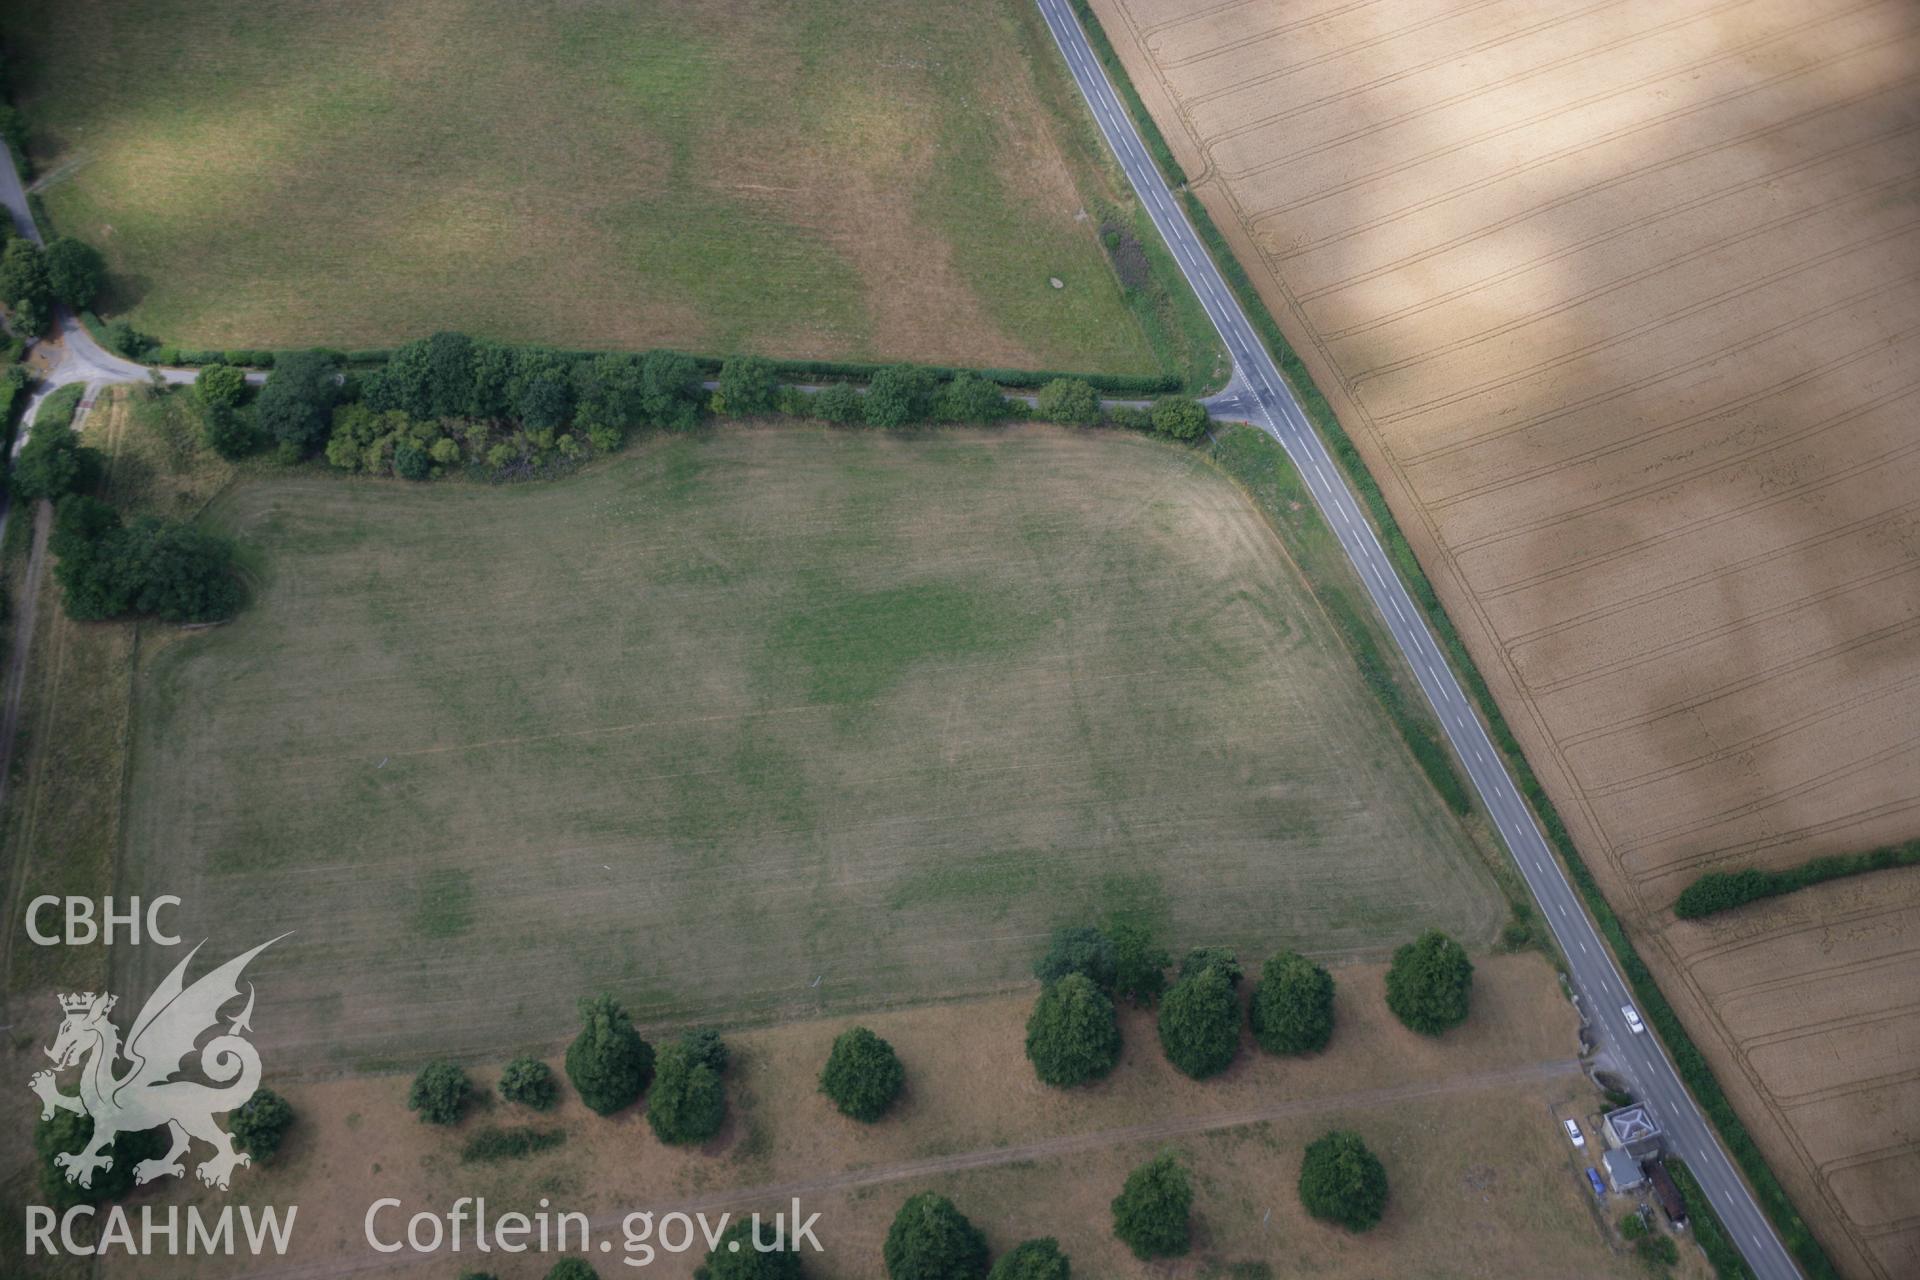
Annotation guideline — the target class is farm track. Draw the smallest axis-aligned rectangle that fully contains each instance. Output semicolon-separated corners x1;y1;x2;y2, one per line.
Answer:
249;1057;1586;1280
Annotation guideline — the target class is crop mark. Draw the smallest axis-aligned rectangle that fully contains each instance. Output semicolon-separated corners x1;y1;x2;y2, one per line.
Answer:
1369;220;1920;423
1425;271;1916;479
1559;621;1920;759
1455;372;1920;562
1290;70;1920;297
1174;0;1512;95
1425;322;1920;508
1622;741;1920;866
1225;0;1764;170
1260;54;1920;263
1134;0;1301;39
1240;0;1902;205
1523;562;1920;699
1348;169;1920;389
1319;119;1920;332
1461;373;1920;572
1202;0;1645;134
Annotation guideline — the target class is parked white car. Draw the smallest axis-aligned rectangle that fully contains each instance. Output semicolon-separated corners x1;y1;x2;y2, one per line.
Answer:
1622;1005;1646;1034
1563;1118;1586;1149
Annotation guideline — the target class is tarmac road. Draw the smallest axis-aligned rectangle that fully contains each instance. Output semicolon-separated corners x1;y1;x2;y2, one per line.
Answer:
1034;1;1802;1276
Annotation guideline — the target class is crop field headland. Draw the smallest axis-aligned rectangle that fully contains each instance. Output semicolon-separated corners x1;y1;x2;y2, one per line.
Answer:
1;0;1221;384
1087;0;1920;1274
110;424;1504;1071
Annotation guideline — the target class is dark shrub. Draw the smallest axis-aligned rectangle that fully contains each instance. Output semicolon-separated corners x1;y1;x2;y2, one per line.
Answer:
1384;930;1473;1036
229;1088;294;1160
1025;973;1121;1087
1157;963;1239;1079
1035;377;1099;426
1249;950;1335;1055
500;1056;558;1110
1034;924;1116;987
407;1062;471;1126
695;1218;809;1279
647;1031;729;1146
985;1238;1068;1280
820;1026;905;1122
1111;1153;1190;1259
1297;1130;1388;1232
565;994;654;1116
882;1192;988;1280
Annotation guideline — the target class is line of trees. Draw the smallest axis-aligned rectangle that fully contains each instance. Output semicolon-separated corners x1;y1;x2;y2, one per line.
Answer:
218;332;1218;484
1673;838;1920;919
877;1129;1390;1278
1022;922;1348;1087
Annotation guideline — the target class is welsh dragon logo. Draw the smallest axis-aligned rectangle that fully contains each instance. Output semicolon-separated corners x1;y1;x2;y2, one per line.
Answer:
29;937;282;1192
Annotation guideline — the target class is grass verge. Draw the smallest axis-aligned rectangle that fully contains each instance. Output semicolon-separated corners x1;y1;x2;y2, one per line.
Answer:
1066;3;1839;1275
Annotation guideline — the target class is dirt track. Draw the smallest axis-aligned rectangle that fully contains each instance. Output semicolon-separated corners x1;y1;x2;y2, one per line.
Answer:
250;1058;1582;1280
1088;1;1920;1275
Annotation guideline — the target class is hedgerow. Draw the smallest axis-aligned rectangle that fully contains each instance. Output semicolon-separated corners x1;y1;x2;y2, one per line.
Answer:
1674;840;1920;919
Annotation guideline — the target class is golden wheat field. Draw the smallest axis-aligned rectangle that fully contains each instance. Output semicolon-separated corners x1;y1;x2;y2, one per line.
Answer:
1088;0;1920;1274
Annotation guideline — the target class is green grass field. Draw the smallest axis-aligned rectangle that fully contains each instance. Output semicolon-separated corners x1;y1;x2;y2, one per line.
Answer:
118;425;1502;1068
5;0;1218;382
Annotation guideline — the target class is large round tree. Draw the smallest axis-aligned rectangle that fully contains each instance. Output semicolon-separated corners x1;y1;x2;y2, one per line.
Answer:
1025;973;1121;1087
565;994;655;1115
1384;930;1474;1036
1111;1153;1192;1260
883;1192;989;1280
1298;1130;1389;1232
820;1026;905;1122
1156;963;1240;1079
1249;951;1336;1055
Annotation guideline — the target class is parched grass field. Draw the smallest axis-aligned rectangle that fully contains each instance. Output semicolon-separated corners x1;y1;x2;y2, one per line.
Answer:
3;0;1219;380
117;425;1503;1070
1090;0;1920;1272
82;957;1680;1280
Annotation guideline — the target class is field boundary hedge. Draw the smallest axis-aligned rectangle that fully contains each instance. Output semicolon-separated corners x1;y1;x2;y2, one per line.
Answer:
1674;839;1920;919
1066;3;1839;1275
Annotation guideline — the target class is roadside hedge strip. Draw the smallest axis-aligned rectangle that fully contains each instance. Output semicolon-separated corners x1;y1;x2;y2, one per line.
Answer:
1674;839;1920;920
752;357;1177;396
1067;4;1840;1277
1667;1159;1756;1280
